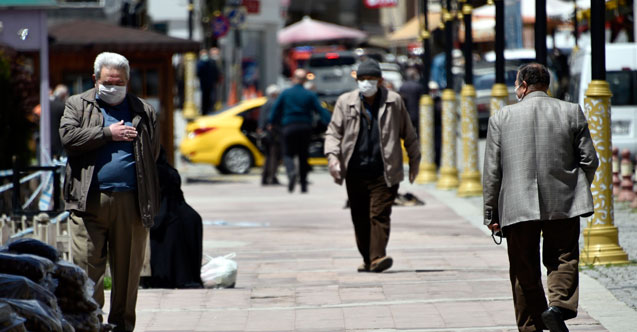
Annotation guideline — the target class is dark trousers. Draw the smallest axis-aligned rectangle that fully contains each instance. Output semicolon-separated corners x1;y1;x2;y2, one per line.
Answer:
281;123;312;187
261;130;281;184
345;175;398;265
505;217;580;332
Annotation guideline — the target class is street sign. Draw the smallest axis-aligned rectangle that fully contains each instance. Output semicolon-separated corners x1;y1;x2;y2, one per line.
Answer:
242;0;260;14
225;7;247;29
211;14;230;38
364;0;397;9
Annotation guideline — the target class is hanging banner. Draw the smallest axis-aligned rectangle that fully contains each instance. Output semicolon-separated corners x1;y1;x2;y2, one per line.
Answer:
364;0;398;9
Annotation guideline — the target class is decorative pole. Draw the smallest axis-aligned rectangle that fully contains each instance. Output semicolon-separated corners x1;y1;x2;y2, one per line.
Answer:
417;0;437;183
458;3;481;197
490;0;507;116
581;0;629;265
437;0;459;190
535;0;547;65
182;0;199;120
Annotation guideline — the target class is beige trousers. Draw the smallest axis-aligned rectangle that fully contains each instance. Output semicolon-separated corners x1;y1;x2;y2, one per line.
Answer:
70;190;148;332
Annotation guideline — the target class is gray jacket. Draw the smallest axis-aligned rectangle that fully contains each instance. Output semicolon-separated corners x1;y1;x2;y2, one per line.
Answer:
324;87;420;186
482;91;599;228
59;88;160;227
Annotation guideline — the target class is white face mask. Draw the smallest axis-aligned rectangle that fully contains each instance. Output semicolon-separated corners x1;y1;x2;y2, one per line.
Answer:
358;80;378;97
97;84;127;105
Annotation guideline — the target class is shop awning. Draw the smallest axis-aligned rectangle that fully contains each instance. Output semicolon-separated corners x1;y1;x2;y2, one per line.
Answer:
387;13;442;45
278;16;367;45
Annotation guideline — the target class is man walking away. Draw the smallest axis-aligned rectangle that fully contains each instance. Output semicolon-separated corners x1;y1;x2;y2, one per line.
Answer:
60;52;160;332
483;63;599;332
258;84;282;185
398;67;424;133
325;59;420;273
268;69;331;193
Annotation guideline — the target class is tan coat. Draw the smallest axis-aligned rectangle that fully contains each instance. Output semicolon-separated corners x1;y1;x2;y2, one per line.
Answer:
59;88;160;227
324;87;420;186
482;91;599;228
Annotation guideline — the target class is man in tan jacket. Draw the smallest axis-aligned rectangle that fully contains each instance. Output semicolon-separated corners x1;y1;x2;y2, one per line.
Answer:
324;59;420;273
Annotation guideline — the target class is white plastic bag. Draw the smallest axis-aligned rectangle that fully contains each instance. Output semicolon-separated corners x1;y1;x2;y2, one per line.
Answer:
201;253;237;288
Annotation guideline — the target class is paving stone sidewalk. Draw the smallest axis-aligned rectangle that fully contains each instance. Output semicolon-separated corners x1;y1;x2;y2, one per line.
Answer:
105;170;618;331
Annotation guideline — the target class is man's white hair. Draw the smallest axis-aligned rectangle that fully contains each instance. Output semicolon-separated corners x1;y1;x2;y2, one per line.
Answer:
265;84;280;97
94;52;130;80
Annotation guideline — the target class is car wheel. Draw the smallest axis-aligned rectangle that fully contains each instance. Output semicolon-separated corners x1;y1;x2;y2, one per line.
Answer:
220;146;253;174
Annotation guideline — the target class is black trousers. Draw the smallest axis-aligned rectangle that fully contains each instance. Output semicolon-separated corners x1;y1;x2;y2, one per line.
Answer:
345;175;398;265
281;123;312;186
261;129;281;184
505;217;580;332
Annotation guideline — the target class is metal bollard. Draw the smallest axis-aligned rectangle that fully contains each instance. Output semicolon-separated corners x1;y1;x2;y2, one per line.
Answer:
436;89;459;189
416;94;437;183
458;85;482;197
612;147;620;197
617;149;635;202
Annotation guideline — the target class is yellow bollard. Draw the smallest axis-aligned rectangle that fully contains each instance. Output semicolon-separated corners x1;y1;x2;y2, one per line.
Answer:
489;83;508;116
416;94;437;183
182;52;199;120
436;89;459;189
458;85;482;196
581;80;629;265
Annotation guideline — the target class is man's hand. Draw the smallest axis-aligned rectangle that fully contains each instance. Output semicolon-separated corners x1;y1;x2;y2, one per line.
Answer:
487;222;501;232
409;166;418;184
328;159;342;183
110;120;137;142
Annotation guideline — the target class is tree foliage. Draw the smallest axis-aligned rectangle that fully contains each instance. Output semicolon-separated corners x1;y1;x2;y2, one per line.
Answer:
0;46;38;170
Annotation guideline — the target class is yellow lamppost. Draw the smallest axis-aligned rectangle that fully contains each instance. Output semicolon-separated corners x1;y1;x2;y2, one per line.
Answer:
436;4;459;190
581;81;629;265
490;84;507;116
457;4;482;197
580;0;628;265
182;52;199;120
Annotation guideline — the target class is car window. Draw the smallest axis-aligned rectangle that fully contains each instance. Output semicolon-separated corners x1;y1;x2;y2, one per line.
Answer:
309;55;356;67
608;70;636;106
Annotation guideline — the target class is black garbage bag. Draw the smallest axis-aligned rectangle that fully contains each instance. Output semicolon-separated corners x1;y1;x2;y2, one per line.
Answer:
8;239;60;263
0;302;27;332
0;274;58;311
0;299;63;332
0;253;55;284
52;261;98;314
144;148;203;289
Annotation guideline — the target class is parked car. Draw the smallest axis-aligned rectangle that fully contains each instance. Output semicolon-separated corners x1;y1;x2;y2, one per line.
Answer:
305;51;359;106
379;62;403;90
180;97;328;174
567;43;637;156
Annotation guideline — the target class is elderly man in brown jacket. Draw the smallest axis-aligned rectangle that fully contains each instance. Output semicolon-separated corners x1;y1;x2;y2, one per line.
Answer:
483;63;598;332
60;52;160;332
324;59;420;273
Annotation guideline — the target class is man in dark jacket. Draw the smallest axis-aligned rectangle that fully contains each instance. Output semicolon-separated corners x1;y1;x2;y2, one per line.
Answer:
268;69;331;193
398;68;424;133
60;52;160;332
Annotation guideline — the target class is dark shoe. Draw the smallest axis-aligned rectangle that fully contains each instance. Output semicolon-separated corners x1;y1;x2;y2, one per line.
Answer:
370;256;393;273
300;182;308;193
541;306;570;332
288;176;296;193
357;263;370;272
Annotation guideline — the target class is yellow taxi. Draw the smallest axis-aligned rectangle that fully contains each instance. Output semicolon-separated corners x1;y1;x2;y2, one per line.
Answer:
180;97;329;174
